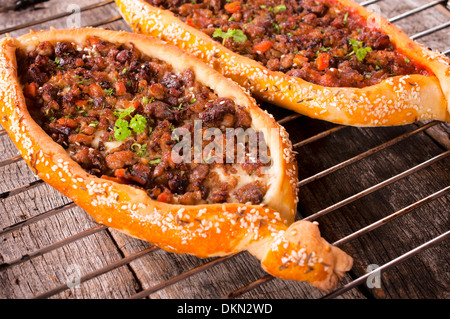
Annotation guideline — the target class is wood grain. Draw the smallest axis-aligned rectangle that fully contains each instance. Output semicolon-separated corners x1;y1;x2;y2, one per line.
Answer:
0;0;448;299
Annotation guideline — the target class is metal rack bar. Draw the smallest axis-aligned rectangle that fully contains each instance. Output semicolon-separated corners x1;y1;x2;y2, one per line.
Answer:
277;114;302;125
5;150;446;298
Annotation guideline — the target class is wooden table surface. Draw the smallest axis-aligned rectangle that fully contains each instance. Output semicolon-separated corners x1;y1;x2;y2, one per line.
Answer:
0;0;449;299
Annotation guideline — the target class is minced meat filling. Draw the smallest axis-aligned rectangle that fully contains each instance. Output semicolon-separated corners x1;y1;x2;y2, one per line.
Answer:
147;0;432;88
18;38;270;205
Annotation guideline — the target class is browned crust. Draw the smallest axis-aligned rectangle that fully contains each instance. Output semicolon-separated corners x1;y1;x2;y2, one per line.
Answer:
0;28;352;291
116;0;450;126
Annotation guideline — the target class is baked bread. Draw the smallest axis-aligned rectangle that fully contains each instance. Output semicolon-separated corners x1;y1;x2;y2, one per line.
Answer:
116;0;450;126
0;28;352;291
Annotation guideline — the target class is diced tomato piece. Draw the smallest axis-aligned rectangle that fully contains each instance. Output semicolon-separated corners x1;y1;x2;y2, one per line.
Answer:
316;53;330;71
23;82;38;99
253;40;273;54
56;117;78;129
224;1;241;13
